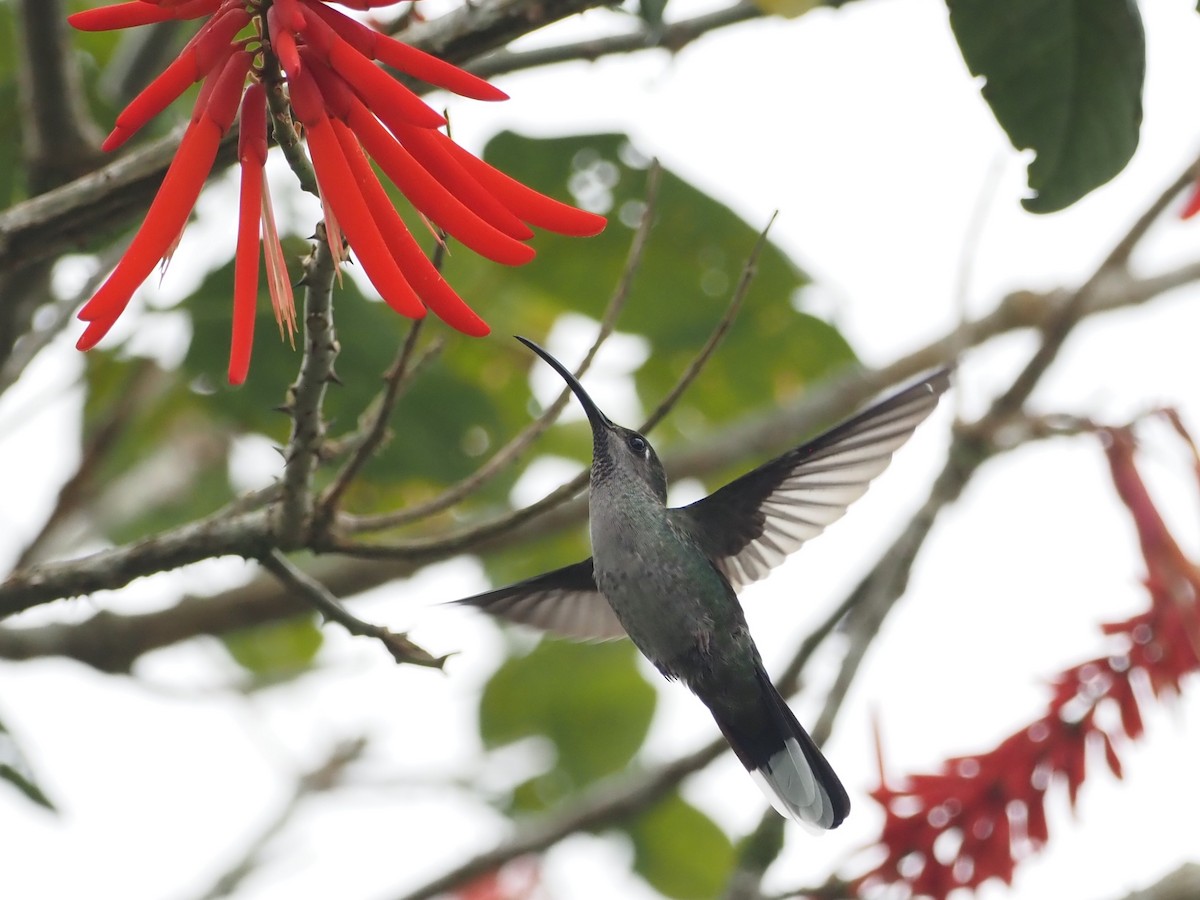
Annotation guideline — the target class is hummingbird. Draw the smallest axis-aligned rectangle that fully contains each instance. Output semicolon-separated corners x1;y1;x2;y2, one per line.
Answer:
456;336;950;829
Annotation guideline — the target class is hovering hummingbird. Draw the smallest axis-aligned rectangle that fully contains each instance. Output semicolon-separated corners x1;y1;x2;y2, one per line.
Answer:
456;337;950;829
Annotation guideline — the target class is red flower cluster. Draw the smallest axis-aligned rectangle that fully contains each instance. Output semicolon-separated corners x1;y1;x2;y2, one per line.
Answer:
858;416;1200;899
70;0;606;383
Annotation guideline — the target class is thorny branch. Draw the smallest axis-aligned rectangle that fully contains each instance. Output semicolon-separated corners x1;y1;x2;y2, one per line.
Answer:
274;229;339;547
318;320;437;523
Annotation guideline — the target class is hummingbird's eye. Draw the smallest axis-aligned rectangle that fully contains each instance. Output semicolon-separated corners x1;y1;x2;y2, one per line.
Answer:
628;435;649;457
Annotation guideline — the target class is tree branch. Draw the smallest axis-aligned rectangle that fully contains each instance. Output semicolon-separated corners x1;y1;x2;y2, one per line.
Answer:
274;231;339;547
4;248;1199;651
469;3;763;81
0;509;271;620
258;551;446;668
318;320;438;522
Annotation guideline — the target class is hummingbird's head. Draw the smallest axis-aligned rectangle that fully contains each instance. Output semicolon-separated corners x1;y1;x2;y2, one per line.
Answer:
516;336;668;504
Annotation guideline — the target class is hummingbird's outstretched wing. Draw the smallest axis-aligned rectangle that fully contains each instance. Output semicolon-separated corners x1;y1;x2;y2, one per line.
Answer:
675;369;950;592
452;559;626;641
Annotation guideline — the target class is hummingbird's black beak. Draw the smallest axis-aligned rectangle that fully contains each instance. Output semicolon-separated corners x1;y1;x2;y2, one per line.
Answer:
515;336;612;432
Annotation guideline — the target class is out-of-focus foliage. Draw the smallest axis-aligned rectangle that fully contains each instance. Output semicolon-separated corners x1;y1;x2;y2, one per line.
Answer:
0;715;56;812
480;639;656;806
222;616;324;679
627;790;736;899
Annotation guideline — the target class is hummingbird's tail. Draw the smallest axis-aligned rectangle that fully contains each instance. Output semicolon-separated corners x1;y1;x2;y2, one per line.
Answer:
705;667;850;830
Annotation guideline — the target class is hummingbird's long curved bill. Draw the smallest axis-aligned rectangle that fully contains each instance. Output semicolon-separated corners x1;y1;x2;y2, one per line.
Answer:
515;336;612;432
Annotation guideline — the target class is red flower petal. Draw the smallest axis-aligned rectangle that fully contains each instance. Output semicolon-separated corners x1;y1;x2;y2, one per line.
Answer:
440;134;607;237
302;13;446;130
267;1;303;80
78;117;223;348
230;83;268;385
69;1;193;30
301;56;534;266
103;8;250;151
291;70;425;320
298;0;506;102
388;121;534;241
201;50;253;132
1182;180;1200;220
331;119;489;336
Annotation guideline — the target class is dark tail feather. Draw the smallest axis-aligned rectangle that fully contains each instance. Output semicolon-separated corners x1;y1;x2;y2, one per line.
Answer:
706;667;850;830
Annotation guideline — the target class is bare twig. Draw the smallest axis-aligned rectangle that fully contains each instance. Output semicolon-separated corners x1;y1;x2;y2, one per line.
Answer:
987;156;1200;423
341;162;664;535
259;551;446;668
274;231;339;547
469;3;762;81
641;210;775;433
318;320;435;522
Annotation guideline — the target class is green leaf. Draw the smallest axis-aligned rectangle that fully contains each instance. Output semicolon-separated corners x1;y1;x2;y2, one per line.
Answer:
638;0;669;30
222;615;324;677
0;716;56;812
79;352;237;545
479;640;655;804
947;0;1145;212
627;791;735;899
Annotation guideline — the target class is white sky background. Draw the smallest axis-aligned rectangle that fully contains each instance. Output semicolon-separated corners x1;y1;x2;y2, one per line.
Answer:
3;1;1200;899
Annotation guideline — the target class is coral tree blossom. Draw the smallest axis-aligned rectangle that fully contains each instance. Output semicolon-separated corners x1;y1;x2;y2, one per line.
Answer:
71;0;606;383
858;415;1200;899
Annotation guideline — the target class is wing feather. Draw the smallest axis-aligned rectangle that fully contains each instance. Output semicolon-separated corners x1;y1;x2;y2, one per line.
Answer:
452;558;626;642
675;369;950;591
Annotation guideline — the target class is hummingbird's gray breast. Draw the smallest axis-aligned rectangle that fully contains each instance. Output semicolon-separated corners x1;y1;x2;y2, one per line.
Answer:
590;494;752;681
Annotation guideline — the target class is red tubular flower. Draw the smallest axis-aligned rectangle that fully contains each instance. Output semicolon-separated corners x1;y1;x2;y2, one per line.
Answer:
72;0;606;382
231;81;270;385
858;417;1200;900
78;50;253;349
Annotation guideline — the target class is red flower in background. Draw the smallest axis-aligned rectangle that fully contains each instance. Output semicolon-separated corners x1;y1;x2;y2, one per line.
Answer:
858;415;1200;899
70;0;606;383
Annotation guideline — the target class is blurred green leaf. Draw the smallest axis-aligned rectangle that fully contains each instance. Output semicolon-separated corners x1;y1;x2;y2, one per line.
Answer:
80;353;236;544
638;0;669;30
480;639;655;805
222;615;324;676
627;791;734;899
947;0;1144;212
0;717;56;813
